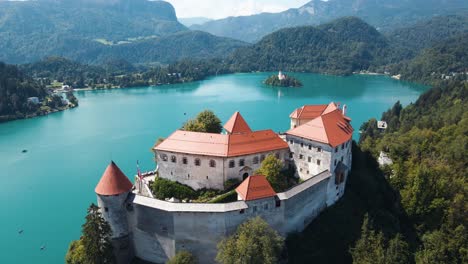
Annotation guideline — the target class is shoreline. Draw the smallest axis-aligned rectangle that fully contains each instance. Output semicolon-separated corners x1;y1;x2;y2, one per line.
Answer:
0;105;77;124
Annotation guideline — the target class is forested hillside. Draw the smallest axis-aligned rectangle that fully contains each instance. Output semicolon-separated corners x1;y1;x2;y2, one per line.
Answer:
0;62;73;122
227;17;393;75
191;0;468;43
0;0;246;64
391;33;468;84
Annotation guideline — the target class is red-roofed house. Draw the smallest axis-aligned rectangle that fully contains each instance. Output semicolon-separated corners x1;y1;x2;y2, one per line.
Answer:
286;102;353;204
154;112;290;190
235;175;276;201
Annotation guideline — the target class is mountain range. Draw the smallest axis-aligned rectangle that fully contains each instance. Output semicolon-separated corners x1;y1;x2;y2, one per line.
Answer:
191;0;468;43
0;0;246;64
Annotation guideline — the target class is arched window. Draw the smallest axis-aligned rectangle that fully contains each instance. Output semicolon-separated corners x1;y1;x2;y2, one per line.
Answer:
171;156;176;163
253;156;259;164
161;154;168;161
195;158;201;166
182;157;188;165
210;160;216;168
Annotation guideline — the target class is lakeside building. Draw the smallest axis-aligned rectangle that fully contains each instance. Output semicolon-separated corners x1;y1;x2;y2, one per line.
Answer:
94;102;353;264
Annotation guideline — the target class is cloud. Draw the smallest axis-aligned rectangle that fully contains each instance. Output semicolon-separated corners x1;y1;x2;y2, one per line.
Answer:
164;0;311;19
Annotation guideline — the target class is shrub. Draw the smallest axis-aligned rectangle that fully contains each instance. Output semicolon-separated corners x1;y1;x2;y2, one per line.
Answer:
151;178;197;200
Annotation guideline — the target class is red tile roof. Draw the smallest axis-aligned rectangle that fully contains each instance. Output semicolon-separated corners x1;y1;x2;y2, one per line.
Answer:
95;161;133;196
289;104;328;120
224;112;252;134
235;175;277;201
287;103;353;147
155;129;288;157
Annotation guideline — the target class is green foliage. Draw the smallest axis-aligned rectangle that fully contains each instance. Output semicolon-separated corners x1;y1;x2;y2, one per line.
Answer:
286;143;413;264
208;190;238;204
391;33;468;84
224;178;241;191
216;217;284;264
255;154;288;192
350;215;410;264
166;251;197;264
66;204;114;264
264;75;302;87
65;240;85;264
359;80;468;263
150;177;197;201
182;110;222;134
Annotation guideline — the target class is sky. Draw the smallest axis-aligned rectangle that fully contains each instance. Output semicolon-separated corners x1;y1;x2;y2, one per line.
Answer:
163;0;312;19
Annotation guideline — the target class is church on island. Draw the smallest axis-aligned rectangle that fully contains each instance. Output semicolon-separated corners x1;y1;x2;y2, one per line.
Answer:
94;102;353;264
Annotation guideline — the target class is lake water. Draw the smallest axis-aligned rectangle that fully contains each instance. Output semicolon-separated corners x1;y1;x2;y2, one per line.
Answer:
0;73;426;263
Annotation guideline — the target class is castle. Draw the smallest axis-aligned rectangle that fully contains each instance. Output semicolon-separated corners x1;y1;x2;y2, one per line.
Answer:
94;102;353;264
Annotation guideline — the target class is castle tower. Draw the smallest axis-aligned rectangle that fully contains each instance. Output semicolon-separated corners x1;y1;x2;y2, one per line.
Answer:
95;161;134;264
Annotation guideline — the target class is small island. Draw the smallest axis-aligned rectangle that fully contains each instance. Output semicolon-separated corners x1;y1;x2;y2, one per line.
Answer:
264;71;302;87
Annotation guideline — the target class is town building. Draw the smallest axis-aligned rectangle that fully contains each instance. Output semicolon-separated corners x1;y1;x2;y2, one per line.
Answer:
94;102;353;264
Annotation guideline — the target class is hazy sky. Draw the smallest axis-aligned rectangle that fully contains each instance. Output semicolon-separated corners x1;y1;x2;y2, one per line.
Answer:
164;0;312;19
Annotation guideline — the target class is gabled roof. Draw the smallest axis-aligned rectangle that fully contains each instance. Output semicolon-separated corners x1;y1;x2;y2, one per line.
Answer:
155;129;289;157
224;112;252;134
289;104;328;120
287;105;353;147
235;175;276;201
95;161;133;196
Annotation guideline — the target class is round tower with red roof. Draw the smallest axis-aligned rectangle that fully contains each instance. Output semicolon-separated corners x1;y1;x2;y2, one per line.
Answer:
95;161;134;263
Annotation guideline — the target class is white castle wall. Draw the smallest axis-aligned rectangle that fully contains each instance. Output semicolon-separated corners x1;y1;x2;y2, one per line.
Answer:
156;149;290;190
122;171;331;264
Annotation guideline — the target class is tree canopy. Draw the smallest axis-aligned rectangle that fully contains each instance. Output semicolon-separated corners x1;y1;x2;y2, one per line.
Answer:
66;204;114;264
255;154;288;192
216;217;284;264
182;110;222;134
166;251;197;264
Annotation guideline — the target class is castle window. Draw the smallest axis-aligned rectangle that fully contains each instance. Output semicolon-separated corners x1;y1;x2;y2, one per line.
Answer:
171;156;176;163
187;174;190;179
300;168;303;172
301;143;304;147
299;154;303;159
308;156;311;162
342;144;345;150
210;160;216;168
289;152;293;158
195;159;201;166
307;170;310;174
334;160;337;166
317;159;321;165
161;154;168;161
206;176;209;179
260;155;266;161
308;145;312;150
239;209;245;214
239;159;245;167
229;160;235;168
264;204;269;210
253;206;257;213
275;200;281;207
182;157;188;165
104;207;108;212
335;147;338;153
275;153;280;159
290;140;293;144
341;157;344;162
317;147;322;152
253;156;259;164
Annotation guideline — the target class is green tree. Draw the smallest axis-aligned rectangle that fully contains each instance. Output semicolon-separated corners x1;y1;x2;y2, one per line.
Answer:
66;203;114;264
166;251;197;264
182;110;222;134
255;154;287;191
216;217;284;264
350;214;386;264
385;234;410;264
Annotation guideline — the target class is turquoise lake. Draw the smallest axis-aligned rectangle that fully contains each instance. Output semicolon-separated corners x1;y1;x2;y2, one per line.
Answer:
0;73;427;263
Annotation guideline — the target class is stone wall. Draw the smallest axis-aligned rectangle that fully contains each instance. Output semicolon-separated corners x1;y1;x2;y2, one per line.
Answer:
124;171;331;264
156;149;290;190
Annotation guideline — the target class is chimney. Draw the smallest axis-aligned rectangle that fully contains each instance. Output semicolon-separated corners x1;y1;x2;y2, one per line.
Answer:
342;104;347;116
